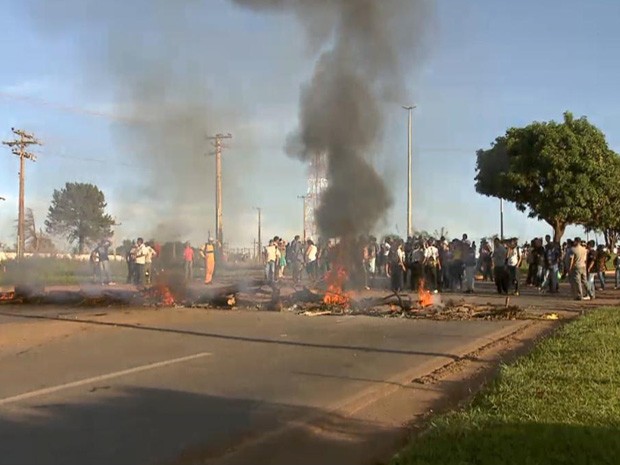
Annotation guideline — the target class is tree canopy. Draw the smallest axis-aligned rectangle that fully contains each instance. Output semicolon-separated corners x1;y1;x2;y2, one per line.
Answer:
45;182;115;254
475;112;620;241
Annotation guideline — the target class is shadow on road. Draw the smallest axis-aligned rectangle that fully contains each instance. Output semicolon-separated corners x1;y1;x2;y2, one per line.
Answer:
0;386;400;465
0;311;464;360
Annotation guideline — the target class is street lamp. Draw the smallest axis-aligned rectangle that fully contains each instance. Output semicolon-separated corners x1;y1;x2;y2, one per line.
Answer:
254;207;262;263
402;105;416;238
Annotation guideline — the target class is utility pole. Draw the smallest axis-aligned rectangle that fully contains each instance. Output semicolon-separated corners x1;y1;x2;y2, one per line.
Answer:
3;128;41;259
297;195;307;243
254;207;262;264
208;133;232;249
402;106;415;238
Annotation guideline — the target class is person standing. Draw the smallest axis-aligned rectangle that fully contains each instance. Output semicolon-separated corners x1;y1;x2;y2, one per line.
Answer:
542;239;560;293
569;238;591;300
183;242;194;282
423;239;440;293
278;239;287;279
201;238;216;285
126;242;137;284
144;241;156;285
506;238;522;295
595;245;610;291
614;252;620;290
264;240;278;283
305;239;318;281
96;239;112;285
288;235;304;285
389;241;406;293
492;238;508;294
585;241;597;298
134;238;147;287
463;241;477;293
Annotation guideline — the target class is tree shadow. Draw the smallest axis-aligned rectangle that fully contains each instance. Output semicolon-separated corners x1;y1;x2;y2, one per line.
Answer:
0;386;400;465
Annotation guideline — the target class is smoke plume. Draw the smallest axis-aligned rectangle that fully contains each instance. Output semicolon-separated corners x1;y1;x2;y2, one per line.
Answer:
22;0;432;241
232;0;432;237
21;0;238;240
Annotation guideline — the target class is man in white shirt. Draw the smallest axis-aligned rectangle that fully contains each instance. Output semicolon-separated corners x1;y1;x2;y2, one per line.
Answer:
144;241;157;285
306;239;318;281
506;238;522;295
264;240;279;282
423;239;440;293
134;237;147;287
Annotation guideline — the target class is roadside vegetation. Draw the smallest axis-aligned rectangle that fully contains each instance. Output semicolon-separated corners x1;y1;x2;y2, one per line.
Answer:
0;257;127;286
393;308;620;465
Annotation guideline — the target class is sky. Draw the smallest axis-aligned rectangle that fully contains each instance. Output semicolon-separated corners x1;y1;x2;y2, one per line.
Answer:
1;0;619;251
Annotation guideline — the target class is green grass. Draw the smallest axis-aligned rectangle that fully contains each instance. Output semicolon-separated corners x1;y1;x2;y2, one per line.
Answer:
392;309;620;465
0;257;127;285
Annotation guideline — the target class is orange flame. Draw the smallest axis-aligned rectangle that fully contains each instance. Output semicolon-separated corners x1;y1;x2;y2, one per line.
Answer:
158;284;175;306
0;291;15;301
323;265;350;307
418;279;433;307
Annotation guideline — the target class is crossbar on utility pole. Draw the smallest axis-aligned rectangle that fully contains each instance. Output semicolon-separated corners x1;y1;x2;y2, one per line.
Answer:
208;133;232;249
3;128;41;259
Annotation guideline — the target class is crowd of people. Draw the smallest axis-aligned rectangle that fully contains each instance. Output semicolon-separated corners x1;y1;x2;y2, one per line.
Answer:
261;232;618;301
89;230;617;302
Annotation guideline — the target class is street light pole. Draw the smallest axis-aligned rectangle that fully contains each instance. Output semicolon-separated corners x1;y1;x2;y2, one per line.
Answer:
402;105;416;237
500;198;505;240
254;207;262;263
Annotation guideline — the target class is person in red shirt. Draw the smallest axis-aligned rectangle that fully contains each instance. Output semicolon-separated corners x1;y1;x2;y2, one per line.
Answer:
183;242;194;282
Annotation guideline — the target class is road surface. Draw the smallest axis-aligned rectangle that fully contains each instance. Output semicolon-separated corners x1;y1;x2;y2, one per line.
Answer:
0;306;528;465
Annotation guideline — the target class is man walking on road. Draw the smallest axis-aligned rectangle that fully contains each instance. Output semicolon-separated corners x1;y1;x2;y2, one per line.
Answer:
569;237;592;301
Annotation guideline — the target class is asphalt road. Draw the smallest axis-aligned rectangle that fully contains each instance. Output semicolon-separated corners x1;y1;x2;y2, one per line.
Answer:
0;306;525;465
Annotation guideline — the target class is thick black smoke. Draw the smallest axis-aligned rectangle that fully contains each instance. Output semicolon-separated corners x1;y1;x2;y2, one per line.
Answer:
232;0;433;237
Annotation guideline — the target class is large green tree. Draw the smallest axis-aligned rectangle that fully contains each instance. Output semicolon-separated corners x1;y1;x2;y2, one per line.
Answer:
45;182;115;254
475;112;620;242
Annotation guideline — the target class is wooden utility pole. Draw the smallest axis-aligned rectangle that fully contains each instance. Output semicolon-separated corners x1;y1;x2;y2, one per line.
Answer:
2;128;41;259
208;133;232;249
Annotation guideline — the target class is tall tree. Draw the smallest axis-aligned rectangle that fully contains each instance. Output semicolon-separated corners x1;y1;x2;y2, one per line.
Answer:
475;112;620;242
45;182;115;254
24;208;55;253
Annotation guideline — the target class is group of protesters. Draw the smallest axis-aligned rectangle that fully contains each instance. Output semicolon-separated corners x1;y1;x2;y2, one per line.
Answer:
263;235;328;285
90;237;219;287
359;235;480;294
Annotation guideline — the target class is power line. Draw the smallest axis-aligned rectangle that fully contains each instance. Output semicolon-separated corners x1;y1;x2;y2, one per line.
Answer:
0;91;145;124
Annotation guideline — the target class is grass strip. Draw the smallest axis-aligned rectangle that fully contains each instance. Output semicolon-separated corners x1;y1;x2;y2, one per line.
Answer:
393;308;620;465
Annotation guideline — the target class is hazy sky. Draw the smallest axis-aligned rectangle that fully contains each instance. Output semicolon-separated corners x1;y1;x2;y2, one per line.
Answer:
1;0;619;250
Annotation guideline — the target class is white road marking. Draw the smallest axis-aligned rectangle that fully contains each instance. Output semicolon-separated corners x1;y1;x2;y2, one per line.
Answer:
0;352;212;406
